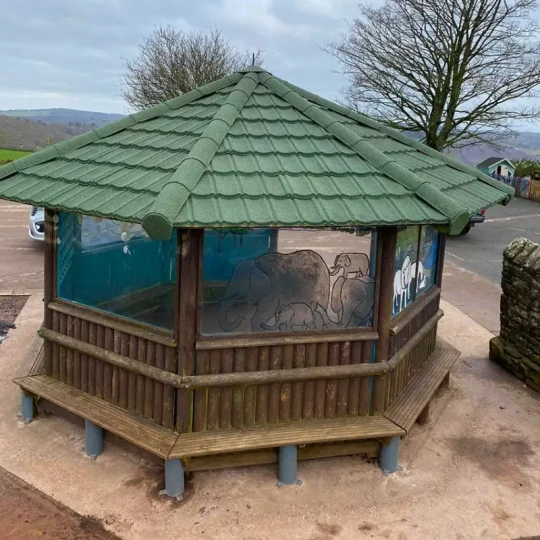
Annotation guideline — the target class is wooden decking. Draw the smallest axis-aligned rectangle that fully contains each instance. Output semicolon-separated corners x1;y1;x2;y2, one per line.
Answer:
383;338;460;432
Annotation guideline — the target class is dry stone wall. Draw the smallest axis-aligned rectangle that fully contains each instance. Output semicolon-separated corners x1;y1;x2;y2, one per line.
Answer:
489;237;540;392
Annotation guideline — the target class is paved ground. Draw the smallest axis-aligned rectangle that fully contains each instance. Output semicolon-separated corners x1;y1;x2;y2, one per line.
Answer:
0;201;43;293
445;197;540;284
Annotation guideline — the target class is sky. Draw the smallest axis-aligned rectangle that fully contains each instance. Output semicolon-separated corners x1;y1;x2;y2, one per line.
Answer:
0;0;360;114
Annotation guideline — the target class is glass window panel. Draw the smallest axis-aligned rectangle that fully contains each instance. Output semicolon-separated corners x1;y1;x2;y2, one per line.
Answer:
57;212;176;330
416;225;439;296
393;226;420;316
201;228;376;336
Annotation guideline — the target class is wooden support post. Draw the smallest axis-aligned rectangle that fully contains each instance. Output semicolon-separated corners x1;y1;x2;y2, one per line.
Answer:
43;209;55;376
373;227;397;415
176;229;201;433
416;401;430;425
436;233;447;288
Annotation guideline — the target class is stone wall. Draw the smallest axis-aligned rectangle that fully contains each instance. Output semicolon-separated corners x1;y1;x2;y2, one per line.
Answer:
489;237;540;392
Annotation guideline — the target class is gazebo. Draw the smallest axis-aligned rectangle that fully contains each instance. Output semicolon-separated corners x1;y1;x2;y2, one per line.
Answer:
0;67;513;499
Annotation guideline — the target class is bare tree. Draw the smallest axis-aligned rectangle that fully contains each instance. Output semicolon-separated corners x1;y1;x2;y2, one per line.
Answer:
328;0;540;151
121;26;264;110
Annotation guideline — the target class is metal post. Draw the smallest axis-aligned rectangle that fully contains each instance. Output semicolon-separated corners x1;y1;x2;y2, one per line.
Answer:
277;445;301;486
21;392;34;424
84;420;104;459
160;459;184;500
379;436;401;475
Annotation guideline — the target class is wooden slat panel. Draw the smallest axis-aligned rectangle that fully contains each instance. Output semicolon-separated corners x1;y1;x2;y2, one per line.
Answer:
359;341;372;416
324;343;339;418
256;346;270;425
170;416;404;459
232;349;246;428
347;341;362;417
144;341;156;420
243;348;258;427
336;342;350;418
153;343;165;425
268;346;282;424
291;344;305;422
314;343;328;420
119;332;129;409
280;345;294;423
59;313;67;383
219;349;234;429
112;330;121;404
207;350;221;431
87;322;97;396
80;320;89;393
103;327;113;402
302;343;317;420
72;317;81;390
193;351;209;432
163;346;176;430
127;335;137;411
384;339;460;432
66;315;74;386
95;324;105;399
15;376;176;459
135;338;147;416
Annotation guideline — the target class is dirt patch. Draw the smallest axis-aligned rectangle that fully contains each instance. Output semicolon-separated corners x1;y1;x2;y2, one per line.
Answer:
0;295;28;324
0;466;119;539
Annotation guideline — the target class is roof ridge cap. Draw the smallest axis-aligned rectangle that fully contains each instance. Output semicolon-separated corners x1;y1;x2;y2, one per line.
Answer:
275;77;513;201
0;73;243;184
259;73;469;235
142;72;259;239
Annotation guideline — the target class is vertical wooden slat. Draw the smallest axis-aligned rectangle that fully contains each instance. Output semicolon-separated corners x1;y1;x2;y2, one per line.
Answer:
314;343;329;420
347;341;362;417
87;323;97;395
103;327;113;402
163;346;176;429
80;320;89;393
243;348;258;427
72;317;81;389
152;343;165;425
359;341;372;416
219;349;234;429
144;341;156;420
268;346;282;424
336;342;350;418
302;343;317;420
127;335;138;411
119;332;129;409
59;313;67;383
176;229;201;433
65;315;74;386
280;345;294;423
193;350;210;432
43;210;55;376
291;344;305;422
51;310;60;379
135;338;147;415
256;346;270;425
207;350;221;431
373;227;397;414
95;325;105;399
325;342;340;418
112;330;121;404
232;348;246;428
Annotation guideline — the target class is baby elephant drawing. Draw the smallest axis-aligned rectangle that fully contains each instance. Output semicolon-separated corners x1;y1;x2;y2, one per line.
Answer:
262;303;318;331
329;253;370;280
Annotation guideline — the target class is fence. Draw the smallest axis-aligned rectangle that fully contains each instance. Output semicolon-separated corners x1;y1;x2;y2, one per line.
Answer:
489;173;540;202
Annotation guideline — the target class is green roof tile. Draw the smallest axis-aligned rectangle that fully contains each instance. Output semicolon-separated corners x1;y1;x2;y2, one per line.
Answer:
0;67;513;237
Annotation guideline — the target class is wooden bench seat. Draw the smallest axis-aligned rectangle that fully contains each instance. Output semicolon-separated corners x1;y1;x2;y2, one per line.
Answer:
383;338;460;432
169;416;405;459
14;375;177;459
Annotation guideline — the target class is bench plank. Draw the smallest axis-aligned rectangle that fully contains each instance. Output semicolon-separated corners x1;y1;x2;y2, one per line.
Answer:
383;339;460;432
169;416;404;459
13;375;177;459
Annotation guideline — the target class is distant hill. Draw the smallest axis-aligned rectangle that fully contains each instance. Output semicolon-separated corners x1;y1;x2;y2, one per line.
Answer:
0;108;124;127
0;115;92;151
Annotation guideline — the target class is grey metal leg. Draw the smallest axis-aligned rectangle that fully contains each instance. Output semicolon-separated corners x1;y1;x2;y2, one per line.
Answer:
160;459;184;500
277;445;302;486
21;392;34;424
84;420;104;459
379;436;401;475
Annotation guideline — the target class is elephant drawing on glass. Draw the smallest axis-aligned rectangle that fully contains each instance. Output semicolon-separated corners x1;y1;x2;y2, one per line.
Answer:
393;255;412;312
217;250;331;333
331;276;375;327
330;253;369;280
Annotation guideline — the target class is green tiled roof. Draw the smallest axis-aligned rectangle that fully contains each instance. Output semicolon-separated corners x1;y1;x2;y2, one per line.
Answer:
0;67;513;238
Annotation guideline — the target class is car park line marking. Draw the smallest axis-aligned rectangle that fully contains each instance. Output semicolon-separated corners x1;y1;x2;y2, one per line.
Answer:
445;251;464;261
509;226;540;235
485;213;540;222
0;247;35;251
0;225;29;228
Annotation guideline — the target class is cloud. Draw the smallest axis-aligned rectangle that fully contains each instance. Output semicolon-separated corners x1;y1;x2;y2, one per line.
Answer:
0;0;359;113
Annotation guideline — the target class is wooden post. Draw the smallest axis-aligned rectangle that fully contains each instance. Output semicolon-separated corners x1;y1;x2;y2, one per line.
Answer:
372;227;397;415
43;209;55;376
436;233;447;288
175;229;201;433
